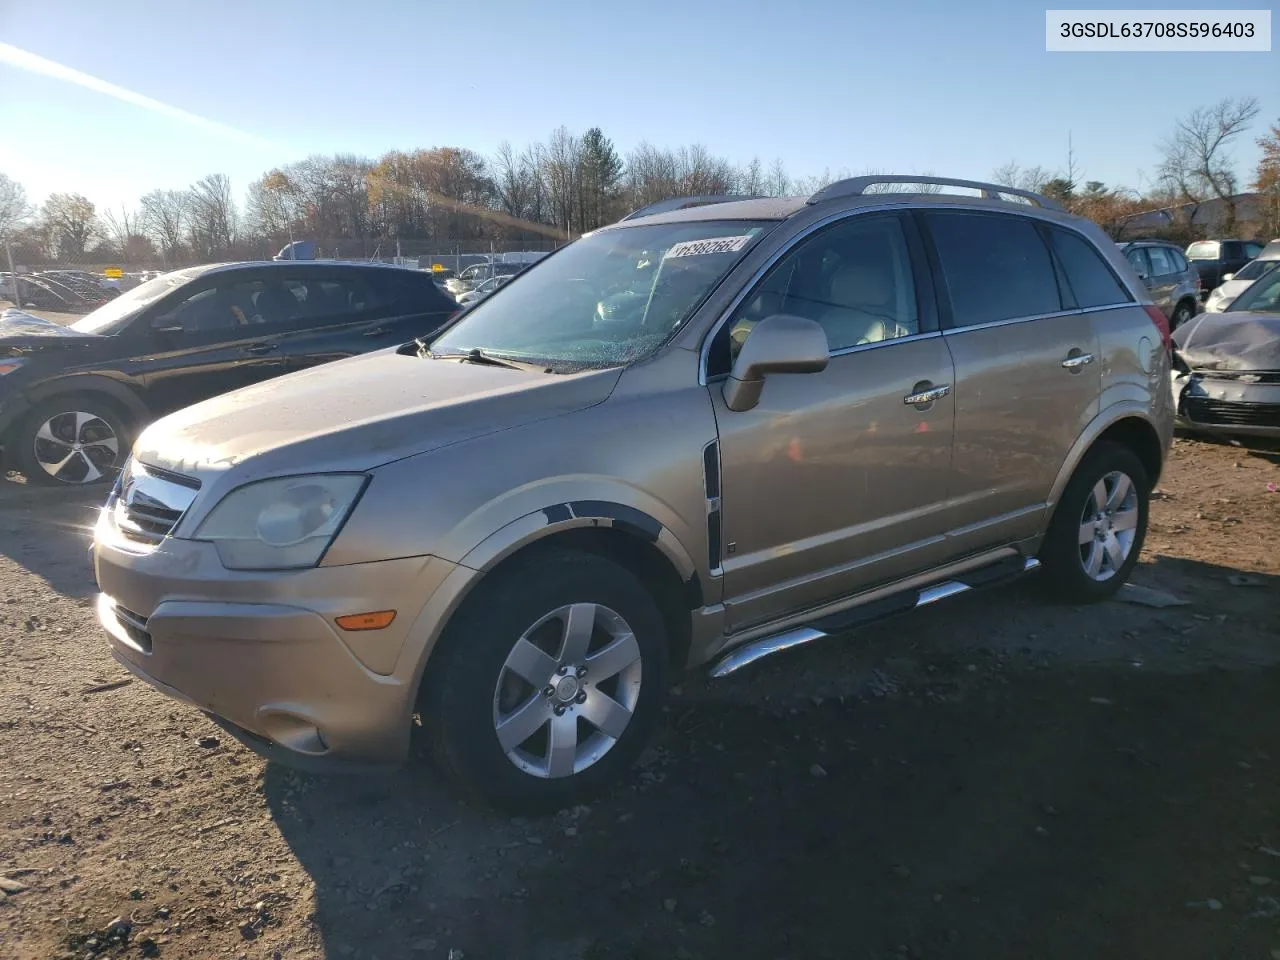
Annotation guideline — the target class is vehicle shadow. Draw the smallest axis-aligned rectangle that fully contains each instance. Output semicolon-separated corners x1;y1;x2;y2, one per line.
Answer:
0;472;103;598
264;560;1280;960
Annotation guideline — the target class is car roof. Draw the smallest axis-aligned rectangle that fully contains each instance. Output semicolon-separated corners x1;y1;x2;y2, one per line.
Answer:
612;190;1090;232
190;260;426;279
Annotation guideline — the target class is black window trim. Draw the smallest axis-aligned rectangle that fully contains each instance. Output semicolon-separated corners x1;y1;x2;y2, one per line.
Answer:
700;208;940;381
915;208;1135;334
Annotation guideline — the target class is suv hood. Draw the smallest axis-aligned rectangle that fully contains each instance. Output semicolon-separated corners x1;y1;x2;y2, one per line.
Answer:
0;308;99;349
134;347;622;482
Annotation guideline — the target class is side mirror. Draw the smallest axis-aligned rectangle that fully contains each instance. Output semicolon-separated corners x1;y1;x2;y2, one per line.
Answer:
722;314;829;412
1222;273;1235;282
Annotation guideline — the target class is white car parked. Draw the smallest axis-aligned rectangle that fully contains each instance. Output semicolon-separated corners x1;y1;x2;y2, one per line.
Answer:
456;273;513;307
1204;244;1280;312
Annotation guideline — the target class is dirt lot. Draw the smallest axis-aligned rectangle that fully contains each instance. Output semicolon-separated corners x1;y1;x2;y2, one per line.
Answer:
1;437;1277;960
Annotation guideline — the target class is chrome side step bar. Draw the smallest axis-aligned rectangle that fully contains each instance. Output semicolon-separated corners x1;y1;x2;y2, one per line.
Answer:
710;557;1041;678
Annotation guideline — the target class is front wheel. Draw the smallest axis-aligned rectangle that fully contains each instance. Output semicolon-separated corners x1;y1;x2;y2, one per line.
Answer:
14;395;130;486
1040;442;1149;603
420;549;669;812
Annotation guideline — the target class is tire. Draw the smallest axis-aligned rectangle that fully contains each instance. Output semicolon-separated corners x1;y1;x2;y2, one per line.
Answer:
1040;442;1149;603
14;394;131;487
420;548;670;812
1170;300;1196;330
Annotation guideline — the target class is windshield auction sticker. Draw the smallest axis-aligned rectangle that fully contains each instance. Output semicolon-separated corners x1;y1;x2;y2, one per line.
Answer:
664;236;753;259
1046;9;1270;50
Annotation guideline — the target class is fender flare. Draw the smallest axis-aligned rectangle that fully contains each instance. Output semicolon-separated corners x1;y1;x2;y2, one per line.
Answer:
1046;402;1166;511
22;374;151;426
462;499;698;585
397;501;702;698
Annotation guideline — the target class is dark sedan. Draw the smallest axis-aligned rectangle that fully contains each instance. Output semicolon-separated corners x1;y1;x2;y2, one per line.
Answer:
0;261;459;484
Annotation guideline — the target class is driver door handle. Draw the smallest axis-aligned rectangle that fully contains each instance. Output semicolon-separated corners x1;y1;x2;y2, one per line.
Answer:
241;342;278;355
1061;352;1094;370
904;383;951;405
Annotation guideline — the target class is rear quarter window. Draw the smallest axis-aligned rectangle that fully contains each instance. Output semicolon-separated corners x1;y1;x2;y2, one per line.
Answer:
1186;241;1219;261
1051;230;1132;308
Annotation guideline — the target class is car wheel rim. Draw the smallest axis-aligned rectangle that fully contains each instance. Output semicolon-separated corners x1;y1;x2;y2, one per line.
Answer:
1174;304;1191;326
1077;470;1139;582
492;602;643;779
32;411;119;484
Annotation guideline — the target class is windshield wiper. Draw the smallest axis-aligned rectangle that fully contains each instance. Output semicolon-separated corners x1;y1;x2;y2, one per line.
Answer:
426;346;549;372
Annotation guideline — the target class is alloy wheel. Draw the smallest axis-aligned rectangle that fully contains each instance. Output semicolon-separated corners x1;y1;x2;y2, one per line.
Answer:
492;602;643;779
1077;470;1139;581
32;411;120;484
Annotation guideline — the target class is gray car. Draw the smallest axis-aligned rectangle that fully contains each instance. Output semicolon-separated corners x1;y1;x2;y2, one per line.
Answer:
1171;265;1280;439
93;176;1173;810
1119;240;1202;329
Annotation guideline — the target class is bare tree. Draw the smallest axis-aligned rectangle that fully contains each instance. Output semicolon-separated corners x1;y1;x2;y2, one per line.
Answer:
101;205;140;260
140;189;189;264
0;173;33;240
1158;96;1261;232
740;156;764;196
991;162;1051;192
764;158;790;197
187;174;237;258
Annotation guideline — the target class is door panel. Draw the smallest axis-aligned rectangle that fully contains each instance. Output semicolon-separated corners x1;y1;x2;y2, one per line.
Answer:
942;314;1099;551
713;337;956;629
127;278;291;415
921;210;1103;553
709;211;954;631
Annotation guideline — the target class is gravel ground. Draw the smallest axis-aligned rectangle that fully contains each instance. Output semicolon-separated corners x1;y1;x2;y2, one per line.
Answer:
1;436;1277;960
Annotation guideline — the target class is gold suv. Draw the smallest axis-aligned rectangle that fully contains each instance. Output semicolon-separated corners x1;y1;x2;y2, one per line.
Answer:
94;177;1174;810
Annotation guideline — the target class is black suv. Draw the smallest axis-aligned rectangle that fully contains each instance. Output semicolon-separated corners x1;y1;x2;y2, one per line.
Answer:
1185;239;1265;298
0;261;458;485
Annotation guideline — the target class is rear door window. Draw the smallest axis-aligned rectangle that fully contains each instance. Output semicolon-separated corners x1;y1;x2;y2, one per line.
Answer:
1051;230;1131;308
280;276;373;324
924;212;1061;326
1145;246;1176;277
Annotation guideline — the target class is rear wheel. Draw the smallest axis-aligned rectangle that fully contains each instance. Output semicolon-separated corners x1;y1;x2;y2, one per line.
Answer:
420;549;669;812
1170;300;1196;330
1040;442;1149;603
14;395;130;486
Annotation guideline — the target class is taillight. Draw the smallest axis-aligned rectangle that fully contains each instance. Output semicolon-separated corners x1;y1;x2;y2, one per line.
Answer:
1143;304;1171;349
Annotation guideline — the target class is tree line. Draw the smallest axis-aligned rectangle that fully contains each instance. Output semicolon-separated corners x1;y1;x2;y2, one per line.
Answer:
0;98;1276;269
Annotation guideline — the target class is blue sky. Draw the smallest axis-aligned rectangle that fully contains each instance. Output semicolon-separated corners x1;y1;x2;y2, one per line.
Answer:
0;0;1276;212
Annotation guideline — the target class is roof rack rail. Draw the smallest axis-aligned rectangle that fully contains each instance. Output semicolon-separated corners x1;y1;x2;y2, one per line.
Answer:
807;175;1064;211
1119;236;1176;245
619;195;761;222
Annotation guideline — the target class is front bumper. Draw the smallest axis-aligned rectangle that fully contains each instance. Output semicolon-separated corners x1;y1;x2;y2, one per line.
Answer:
1171;371;1280;439
94;520;456;769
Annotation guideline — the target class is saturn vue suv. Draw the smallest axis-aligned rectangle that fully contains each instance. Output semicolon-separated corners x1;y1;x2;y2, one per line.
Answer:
93;177;1174;811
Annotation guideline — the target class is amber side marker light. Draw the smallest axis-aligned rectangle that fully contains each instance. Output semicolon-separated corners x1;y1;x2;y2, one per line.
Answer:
335;610;397;631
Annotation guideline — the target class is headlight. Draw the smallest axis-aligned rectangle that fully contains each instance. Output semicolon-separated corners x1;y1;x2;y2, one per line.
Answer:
193;474;367;570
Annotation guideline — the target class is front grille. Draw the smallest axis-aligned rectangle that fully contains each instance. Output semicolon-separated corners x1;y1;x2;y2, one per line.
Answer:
113;603;152;653
108;461;200;546
1185;398;1280;429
